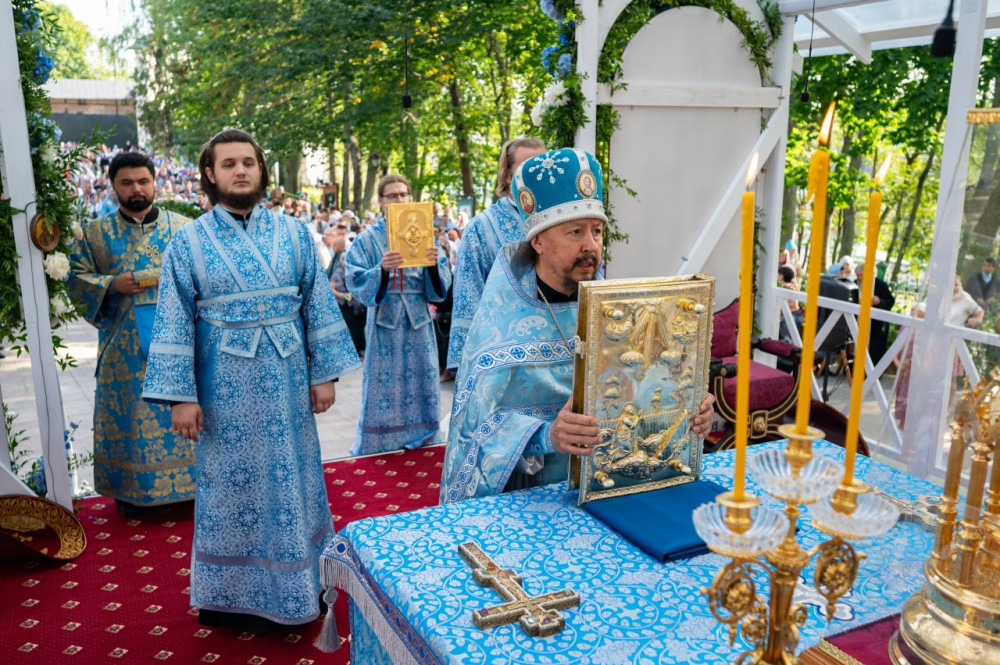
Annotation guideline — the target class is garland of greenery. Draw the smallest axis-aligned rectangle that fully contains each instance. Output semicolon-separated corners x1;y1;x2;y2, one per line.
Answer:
3;0;98;496
3;1;96;358
534;0;781;248
157;198;204;220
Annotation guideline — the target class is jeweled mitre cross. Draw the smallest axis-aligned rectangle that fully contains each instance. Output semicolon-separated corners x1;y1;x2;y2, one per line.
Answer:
458;541;580;637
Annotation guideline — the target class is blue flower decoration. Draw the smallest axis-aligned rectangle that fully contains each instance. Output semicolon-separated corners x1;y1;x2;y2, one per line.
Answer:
33;48;55;85
539;0;565;21
29;456;47;497
557;53;573;78
541;45;560;76
14;6;42;32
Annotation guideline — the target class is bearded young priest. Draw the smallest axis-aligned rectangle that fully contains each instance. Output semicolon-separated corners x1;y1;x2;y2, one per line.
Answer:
67;151;196;516
440;148;715;504
142;129;361;633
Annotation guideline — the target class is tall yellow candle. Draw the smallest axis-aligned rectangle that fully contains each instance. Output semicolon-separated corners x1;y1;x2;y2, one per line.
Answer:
734;152;760;503
794;102;836;434
842;155;892;484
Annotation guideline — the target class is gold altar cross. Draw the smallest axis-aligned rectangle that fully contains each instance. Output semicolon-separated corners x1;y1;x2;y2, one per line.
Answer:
458;541;580;637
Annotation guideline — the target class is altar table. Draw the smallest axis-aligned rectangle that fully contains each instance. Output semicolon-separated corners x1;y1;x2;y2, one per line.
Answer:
320;441;938;664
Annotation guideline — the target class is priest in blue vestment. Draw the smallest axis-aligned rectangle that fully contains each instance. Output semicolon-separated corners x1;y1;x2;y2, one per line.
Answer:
345;174;451;455
142;129;360;633
67;151;195;514
446;137;546;371
441;148;715;504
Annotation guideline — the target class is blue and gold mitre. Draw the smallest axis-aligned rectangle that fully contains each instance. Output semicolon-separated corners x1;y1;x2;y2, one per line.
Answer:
511;148;608;240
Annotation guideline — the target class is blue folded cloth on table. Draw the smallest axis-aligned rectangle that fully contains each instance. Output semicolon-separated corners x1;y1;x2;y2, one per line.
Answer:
582;480;726;562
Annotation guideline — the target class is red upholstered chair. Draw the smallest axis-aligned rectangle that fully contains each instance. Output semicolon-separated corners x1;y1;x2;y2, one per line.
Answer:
707;299;800;452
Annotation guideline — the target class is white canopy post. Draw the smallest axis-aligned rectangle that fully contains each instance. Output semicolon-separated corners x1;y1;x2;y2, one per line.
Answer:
758;14;798;341
574;0;600;153
0;2;72;508
901;0;990;479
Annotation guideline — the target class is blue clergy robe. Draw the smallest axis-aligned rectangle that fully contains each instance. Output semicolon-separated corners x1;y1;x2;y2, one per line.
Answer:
141;205;360;625
446;197;524;370
67;207;196;506
345;218;451;455
440;244;575;504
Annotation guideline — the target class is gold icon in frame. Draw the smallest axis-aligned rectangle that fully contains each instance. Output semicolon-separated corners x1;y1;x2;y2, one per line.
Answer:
570;274;715;503
386;202;436;268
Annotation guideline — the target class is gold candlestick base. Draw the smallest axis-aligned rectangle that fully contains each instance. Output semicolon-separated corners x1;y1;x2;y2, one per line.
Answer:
830;479;867;515
890;371;1000;664
717;491;760;535
890;558;1000;664
778;423;822;477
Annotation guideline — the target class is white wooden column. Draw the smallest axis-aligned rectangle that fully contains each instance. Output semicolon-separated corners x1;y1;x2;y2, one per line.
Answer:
901;0;989;479
758;14;797;341
574;0;600;153
0;2;72;508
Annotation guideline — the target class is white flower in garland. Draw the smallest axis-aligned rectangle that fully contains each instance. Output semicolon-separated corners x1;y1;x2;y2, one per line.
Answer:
530;101;546;127
70;221;83;240
42;251;70;281
50;294;70;317
543;81;568;108
42;144;57;163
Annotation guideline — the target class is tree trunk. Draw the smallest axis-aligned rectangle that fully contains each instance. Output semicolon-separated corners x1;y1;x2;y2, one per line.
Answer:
278;152;302;193
891;148;938;282
341;145;350;210
362;151;380;215
415;142;427;201
974;75;1000;198
831;209;842;262
885;196;905;267
328;144;338;186
401;111;419;186
782;182;798;247
840;134;864;260
448;77;475;197
486;31;511;145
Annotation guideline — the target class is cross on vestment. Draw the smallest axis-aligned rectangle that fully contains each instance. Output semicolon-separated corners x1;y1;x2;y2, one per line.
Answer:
458;541;580;637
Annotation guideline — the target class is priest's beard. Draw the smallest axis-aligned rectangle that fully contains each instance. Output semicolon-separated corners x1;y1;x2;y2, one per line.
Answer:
120;194;152;213
551;252;599;295
216;184;264;211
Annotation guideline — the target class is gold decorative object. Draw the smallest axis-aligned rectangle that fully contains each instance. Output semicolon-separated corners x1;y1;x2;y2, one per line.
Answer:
570;275;715;503
132;269;160;290
458;541;580;637
0;494;87;560
29;212;59;252
386;202;435;268
693;423;899;664
890;373;1000;664
967;108;1000;124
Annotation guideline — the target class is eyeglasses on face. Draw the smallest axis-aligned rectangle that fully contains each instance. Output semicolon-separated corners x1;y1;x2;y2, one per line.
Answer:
381;191;410;201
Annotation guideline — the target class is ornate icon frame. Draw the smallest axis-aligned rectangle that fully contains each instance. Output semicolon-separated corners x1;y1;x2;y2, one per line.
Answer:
386;202;436;268
569;274;715;503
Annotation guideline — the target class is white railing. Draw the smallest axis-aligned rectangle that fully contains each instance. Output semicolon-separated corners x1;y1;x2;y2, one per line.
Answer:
768;284;1000;478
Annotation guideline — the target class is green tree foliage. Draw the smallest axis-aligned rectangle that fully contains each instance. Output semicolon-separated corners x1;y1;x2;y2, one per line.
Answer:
131;0;558;212
784;43;1000;292
40;2;95;79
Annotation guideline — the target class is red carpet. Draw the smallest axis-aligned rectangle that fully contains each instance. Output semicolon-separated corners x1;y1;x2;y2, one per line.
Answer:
0;446;444;664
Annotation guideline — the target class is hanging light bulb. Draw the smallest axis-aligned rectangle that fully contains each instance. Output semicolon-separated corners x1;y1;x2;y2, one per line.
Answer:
930;0;957;58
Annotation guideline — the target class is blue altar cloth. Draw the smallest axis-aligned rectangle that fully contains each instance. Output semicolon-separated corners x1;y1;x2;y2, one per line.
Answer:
320;441;938;665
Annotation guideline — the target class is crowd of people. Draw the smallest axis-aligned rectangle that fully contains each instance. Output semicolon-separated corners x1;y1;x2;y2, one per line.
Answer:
67;133;700;637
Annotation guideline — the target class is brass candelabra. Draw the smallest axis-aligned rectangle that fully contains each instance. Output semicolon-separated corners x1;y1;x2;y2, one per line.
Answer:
694;424;899;664
891;373;1000;664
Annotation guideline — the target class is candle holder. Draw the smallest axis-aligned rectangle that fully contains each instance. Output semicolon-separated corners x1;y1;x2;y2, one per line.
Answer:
890;372;1000;664
695;425;899;664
